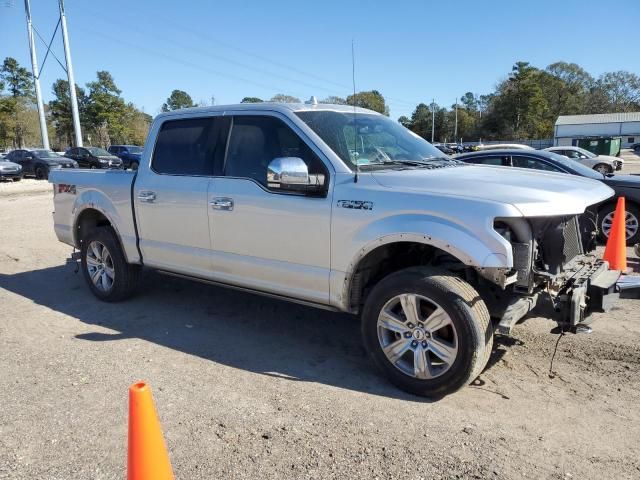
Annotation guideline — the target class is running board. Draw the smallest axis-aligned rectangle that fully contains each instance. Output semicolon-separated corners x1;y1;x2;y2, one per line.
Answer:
155;270;341;313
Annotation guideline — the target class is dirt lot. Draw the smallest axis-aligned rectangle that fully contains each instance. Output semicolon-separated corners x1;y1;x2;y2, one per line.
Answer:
1;156;640;479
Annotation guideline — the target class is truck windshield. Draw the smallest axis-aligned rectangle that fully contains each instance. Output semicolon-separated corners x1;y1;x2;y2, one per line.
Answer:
295;110;449;171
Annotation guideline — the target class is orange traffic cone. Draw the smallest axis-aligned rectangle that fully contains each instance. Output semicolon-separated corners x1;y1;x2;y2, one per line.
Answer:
602;196;627;272
128;382;174;480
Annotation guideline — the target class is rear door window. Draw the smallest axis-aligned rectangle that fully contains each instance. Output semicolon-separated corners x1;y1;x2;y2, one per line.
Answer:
152;116;230;176
474;155;508;166
512;156;561;172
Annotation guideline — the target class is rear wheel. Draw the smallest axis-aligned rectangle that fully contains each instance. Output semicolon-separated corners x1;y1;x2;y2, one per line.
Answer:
361;267;493;397
80;226;141;301
599;202;640;245
130;161;139;171
35;165;49;180
594;163;612;174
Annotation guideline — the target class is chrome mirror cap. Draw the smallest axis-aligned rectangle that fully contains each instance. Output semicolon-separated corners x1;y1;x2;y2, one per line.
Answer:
267;157;310;187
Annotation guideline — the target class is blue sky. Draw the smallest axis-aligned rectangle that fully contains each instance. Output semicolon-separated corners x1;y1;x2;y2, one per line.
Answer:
1;0;639;118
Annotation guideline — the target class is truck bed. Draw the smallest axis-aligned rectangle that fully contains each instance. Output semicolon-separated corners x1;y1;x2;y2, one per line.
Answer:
49;168;140;264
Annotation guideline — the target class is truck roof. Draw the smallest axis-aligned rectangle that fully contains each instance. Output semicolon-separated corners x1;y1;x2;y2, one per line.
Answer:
155;102;378;120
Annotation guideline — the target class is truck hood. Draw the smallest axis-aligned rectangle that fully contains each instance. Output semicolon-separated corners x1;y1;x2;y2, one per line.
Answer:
372;164;615;217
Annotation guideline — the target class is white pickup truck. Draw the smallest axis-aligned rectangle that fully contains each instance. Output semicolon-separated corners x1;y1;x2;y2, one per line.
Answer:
49;102;620;397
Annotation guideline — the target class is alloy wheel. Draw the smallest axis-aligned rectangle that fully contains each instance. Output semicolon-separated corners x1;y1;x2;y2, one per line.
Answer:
86;241;115;292
377;293;458;379
602;210;639;240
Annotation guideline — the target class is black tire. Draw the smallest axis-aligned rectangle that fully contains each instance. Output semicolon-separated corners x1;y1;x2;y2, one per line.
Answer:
35;165;49;180
130;161;139;171
593;163;612;174
361;267;493;397
80;226;141;302
598;202;640;245
12;177;21;182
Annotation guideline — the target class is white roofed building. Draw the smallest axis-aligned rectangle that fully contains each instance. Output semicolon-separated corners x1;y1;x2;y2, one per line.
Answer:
554;112;640;148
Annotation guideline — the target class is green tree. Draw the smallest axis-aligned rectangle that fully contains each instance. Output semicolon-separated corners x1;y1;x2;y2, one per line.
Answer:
49;79;87;148
320;96;346;105
269;94;301;103
397;115;411;128
346;90;389;115
161;89;195;112
592;71;640;112
0;57;38;148
1;57;33;98
85;71;128;146
240;96;264;103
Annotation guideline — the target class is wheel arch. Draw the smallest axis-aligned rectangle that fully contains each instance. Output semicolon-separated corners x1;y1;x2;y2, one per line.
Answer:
73;206;131;263
338;234;508;314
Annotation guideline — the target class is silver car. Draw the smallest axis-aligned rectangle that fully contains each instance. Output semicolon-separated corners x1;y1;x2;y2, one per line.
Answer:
545;146;622;173
0;157;23;181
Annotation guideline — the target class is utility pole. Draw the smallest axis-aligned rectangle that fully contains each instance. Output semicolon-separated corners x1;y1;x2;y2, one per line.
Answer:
58;0;82;146
431;98;435;143
24;0;49;149
454;98;458;143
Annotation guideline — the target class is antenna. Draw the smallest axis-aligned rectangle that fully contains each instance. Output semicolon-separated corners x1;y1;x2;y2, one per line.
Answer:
352;39;359;183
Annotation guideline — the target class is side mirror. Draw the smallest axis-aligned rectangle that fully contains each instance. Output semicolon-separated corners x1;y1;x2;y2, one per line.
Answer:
267;157;325;194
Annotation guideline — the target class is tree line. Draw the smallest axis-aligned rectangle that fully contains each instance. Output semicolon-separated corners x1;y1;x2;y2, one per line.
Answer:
0;57;151;150
399;61;640;143
1;56;638;150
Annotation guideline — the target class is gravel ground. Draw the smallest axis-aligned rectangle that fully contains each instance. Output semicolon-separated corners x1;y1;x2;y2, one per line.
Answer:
1;157;639;479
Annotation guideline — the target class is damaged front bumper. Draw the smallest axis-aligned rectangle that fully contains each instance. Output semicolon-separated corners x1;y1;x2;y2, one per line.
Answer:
497;256;620;335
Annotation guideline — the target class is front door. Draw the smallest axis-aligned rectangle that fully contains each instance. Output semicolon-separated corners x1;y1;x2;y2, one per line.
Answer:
208;113;333;304
134;115;229;278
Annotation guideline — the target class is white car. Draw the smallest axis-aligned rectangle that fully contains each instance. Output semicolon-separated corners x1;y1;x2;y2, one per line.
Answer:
477;143;534;151
545;146;622;173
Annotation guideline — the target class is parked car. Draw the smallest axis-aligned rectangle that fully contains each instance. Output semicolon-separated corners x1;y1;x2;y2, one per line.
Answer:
64;147;123;169
631;142;640;153
49;103;619;397
5;149;78;179
456;149;640;244
108;145;143;170
476;143;533;151
545;146;622;173
433;144;454;155
0;156;23;181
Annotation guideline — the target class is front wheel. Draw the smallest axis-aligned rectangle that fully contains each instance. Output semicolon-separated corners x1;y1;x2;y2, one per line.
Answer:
599;202;640;245
594;163;613;174
80;226;141;301
361;267;493;397
35;165;49;180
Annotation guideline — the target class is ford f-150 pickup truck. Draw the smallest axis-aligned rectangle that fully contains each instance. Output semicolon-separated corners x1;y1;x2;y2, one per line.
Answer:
49;102;620;397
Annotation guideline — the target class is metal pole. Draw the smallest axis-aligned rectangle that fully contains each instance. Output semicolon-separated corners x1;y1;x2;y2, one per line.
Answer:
24;0;49;149
454;98;458;143
58;0;82;147
431;98;435;143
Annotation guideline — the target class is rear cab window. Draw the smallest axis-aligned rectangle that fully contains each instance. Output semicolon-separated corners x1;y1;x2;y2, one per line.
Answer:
151;116;230;176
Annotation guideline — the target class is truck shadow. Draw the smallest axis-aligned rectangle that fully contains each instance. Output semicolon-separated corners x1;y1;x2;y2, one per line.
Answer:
0;263;469;402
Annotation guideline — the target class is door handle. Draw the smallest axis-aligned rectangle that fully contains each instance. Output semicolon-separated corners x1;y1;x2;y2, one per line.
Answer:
137;191;156;203
210;197;234;211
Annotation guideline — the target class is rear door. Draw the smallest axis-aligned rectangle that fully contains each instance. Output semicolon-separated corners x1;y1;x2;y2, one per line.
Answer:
208;113;333;304
134;115;229;278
